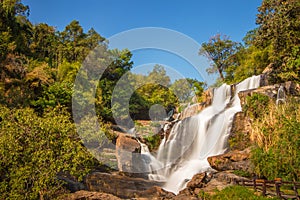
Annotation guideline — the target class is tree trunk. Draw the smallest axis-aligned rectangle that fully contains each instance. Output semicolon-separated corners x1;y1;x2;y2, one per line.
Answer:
218;68;224;81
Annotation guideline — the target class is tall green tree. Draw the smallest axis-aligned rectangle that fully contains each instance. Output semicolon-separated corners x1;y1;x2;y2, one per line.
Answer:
254;0;300;81
0;0;32;58
199;34;241;81
30;23;58;66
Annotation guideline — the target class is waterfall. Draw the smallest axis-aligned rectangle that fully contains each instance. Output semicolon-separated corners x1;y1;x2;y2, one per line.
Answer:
148;75;261;194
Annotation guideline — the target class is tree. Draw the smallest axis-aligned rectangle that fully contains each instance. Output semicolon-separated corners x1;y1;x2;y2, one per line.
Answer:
94;49;134;121
133;65;178;119
199;34;240;81
0;0;32;58
225;45;271;84
58;20;105;64
170;78;205;102
30;23;58;66
254;0;300;81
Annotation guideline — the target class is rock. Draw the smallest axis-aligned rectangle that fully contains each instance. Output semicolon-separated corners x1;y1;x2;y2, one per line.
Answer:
201;171;249;195
180;103;203;120
186;173;206;189
85;172;163;199
207;149;251;172
166;173;208;199
115;133;141;172
60;190;121;200
57;175;86;193
136;186;175;199
229;112;253;151
239;81;300;106
214;171;249;184
201;178;229;195
180;89;213;120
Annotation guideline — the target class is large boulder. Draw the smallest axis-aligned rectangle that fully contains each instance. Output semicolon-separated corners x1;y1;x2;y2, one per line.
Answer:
207;148;251;172
172;173;207;199
85;172;163;199
115;133;141;172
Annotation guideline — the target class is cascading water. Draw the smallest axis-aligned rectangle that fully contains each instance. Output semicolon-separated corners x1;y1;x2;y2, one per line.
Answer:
147;75;261;194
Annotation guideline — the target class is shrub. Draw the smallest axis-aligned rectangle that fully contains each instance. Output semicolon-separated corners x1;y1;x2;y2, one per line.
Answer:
243;93;270;119
250;99;300;181
0;106;101;199
143;133;161;152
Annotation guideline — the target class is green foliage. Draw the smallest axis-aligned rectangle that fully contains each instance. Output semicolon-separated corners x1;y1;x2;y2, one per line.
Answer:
254;0;300;82
96;49;134;121
170;78;205;102
243;93;270;119
0;0;32;58
143;133;161;152
225;45;271;84
57;61;81;83
228;131;252;151
250;99;300;181
232;170;252;178
0;106;100;199
199;34;241;81
31;82;73;113
112;65;179;121
198;186;273;200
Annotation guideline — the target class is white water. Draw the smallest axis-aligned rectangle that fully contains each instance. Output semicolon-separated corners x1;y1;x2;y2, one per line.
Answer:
147;75;261;194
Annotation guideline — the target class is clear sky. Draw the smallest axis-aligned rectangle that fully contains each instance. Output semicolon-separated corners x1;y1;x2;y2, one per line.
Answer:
23;0;262;84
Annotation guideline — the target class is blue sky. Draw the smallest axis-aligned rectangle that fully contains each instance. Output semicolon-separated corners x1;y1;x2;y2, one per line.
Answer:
23;0;262;84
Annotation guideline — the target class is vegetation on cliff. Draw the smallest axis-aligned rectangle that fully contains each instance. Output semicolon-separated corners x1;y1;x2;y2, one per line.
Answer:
250;97;300;181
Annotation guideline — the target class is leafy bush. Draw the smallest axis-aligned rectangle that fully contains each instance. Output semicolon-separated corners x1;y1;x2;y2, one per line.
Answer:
0;106;101;199
243;93;270;119
143;133;161;152
250;99;300;181
31;82;73;113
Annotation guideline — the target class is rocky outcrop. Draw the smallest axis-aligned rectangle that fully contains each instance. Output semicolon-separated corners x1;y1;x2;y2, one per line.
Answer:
180;89;213;120
136;186;175;199
173;173;207;199
207;148;252;172
115;133;141;172
60;190;121;200
229;112;253;150
85;172;164;199
239;81;300;107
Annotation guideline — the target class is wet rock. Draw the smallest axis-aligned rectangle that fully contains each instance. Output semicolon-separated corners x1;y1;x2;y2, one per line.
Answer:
167;173;208;199
186;173;206;189
180;89;213;120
